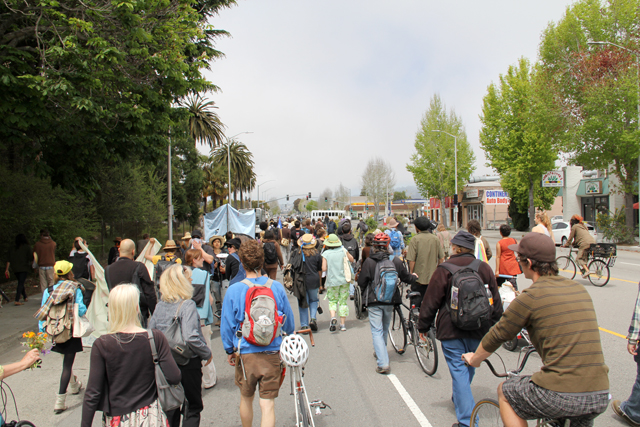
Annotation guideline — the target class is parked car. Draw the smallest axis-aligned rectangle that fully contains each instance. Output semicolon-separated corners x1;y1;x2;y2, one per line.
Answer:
550;215;563;223
551;221;597;246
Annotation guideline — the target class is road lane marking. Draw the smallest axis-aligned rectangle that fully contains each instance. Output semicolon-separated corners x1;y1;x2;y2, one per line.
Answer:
599;327;627;339
387;374;433;427
620;262;640;266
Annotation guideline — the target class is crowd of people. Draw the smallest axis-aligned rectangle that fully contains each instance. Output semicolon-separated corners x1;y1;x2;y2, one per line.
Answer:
0;212;637;427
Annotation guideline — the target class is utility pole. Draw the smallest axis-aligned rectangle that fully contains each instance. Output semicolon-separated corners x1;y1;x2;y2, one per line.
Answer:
167;128;173;240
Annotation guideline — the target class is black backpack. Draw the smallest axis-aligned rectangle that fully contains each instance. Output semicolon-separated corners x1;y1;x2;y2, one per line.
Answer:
340;236;358;259
69;252;90;280
264;242;278;265
441;259;493;331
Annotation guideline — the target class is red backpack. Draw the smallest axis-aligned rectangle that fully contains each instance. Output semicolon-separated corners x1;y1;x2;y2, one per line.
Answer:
240;279;285;346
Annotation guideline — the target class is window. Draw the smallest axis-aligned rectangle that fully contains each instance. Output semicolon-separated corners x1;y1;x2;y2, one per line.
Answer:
555;223;568;230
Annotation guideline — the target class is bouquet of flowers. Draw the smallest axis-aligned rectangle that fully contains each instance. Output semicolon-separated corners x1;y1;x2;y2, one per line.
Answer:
21;331;49;369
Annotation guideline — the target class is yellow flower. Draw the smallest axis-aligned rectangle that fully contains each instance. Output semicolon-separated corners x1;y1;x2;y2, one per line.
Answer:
29;332;35;338
22;333;28;338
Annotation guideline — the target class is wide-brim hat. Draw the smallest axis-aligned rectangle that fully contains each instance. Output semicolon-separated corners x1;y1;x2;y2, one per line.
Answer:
163;239;179;250
387;218;399;228
324;234;342;247
450;231;476;251
191;229;203;238
54;260;74;276
298;234;317;249
210;235;226;246
182;232;192;240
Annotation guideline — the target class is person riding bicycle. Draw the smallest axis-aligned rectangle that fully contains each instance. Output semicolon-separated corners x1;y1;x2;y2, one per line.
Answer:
357;233;416;375
563;214;595;279
405;217;444;309
463;233;609;427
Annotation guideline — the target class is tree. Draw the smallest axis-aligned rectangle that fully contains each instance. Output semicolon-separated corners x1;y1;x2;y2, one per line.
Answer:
407;95;475;226
181;94;226;148
480;58;558;229
318;188;333;209
334;183;350;210
306;200;319;212
361;157;395;220
538;0;640;230
393;191;408;201
211;139;255;208
293;198;302;212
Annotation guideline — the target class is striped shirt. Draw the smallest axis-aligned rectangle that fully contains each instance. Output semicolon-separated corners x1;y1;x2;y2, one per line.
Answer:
482;275;609;393
628;282;640;344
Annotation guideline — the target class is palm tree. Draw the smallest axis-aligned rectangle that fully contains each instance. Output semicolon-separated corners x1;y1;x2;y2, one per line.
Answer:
202;161;228;211
181;94;226;147
211;139;255;208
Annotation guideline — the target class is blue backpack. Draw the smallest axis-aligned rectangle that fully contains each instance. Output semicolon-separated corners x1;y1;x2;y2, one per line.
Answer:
388;229;403;249
373;257;399;303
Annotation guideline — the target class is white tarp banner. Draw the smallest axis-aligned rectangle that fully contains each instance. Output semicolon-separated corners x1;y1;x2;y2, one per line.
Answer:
79;241;109;340
203;204;256;241
136;239;161;282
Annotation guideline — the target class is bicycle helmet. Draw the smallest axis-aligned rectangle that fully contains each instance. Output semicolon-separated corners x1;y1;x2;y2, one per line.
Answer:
372;232;390;247
279;334;310;367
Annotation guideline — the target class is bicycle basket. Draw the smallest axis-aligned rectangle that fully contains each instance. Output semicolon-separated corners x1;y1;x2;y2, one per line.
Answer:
589;243;616;257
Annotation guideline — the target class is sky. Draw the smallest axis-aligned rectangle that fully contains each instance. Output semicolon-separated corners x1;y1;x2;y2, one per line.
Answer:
201;0;576;205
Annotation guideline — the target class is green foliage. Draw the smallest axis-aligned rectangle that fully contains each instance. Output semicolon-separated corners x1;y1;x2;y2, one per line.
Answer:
538;0;640;228
0;167;97;261
596;209;636;243
393;191;408;201
508;200;530;231
480;58;558;229
407;94;475;224
364;217;378;234
306;200;318;212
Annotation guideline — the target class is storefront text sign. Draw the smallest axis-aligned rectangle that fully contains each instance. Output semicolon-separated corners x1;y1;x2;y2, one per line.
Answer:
485;190;510;205
465;189;479;199
585;181;602;195
542;171;563;187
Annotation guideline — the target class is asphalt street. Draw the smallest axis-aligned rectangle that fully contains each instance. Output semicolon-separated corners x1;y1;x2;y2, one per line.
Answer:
1;229;639;426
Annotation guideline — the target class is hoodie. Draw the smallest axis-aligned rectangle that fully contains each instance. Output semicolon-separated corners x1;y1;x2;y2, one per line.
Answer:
34;236;56;267
357;249;416;306
339;232;360;262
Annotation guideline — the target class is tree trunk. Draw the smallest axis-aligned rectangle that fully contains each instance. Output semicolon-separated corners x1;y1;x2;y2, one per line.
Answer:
240;190;244;209
625;191;635;234
528;176;535;230
203;195;207;214
440;197;448;228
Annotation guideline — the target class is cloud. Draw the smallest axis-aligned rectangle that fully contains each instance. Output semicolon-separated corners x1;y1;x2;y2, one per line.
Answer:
202;0;574;203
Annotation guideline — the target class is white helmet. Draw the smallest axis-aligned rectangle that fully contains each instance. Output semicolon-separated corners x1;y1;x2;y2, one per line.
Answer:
280;334;309;367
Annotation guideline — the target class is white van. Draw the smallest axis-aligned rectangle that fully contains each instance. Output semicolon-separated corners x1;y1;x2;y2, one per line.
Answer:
311;210;346;223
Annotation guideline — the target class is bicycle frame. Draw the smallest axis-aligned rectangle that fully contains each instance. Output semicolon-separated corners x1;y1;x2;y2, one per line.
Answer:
289;365;314;427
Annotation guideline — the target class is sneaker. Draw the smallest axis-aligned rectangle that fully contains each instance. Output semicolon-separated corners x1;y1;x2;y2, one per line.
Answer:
376;366;390;375
612;400;640;426
349;294;355;300
330;318;337;332
340;324;347;332
309;319;318;332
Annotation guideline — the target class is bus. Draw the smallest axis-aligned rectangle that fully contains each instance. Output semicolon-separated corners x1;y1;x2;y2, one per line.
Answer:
310;210;347;223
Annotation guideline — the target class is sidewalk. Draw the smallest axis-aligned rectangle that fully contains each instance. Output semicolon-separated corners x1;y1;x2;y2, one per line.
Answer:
0;289;42;358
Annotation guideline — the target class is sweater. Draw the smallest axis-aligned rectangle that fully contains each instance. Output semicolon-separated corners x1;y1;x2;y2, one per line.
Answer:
81;330;181;426
481;275;609;393
33;237;56;267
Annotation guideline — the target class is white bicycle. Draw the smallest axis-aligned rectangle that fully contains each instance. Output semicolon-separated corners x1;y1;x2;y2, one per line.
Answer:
280;329;330;427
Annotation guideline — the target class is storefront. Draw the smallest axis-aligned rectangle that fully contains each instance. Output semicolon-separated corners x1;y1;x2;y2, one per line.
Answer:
461;181;511;230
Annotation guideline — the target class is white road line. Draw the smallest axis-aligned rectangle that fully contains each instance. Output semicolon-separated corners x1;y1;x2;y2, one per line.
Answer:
387;374;433;427
619;262;640;267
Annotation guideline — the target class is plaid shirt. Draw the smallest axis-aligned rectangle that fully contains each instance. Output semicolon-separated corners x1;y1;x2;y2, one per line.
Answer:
34;280;77;323
628;282;640;343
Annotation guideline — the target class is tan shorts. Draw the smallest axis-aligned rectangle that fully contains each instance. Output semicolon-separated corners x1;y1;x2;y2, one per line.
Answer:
235;352;283;399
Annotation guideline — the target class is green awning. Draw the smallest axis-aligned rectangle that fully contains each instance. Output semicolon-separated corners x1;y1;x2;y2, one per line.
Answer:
576;177;609;197
557;187;563;197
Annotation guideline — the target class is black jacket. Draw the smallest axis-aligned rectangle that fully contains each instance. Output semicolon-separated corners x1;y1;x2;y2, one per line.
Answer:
105;257;156;316
357;250;416;307
225;252;241;281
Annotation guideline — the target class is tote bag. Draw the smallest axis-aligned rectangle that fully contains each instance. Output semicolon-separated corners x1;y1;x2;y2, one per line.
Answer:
72;303;94;338
147;330;185;412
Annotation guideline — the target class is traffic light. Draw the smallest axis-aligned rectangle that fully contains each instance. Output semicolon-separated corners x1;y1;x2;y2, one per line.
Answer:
324;197;328;202
286;195;289;201
308;192;311;198
453;194;458;205
306;195;308;200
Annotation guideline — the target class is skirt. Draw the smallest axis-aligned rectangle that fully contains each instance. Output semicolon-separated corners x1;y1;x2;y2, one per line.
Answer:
103;399;168;427
51;337;83;354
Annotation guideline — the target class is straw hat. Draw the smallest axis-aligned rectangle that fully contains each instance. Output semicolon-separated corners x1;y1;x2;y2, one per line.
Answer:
298;233;317;249
182;232;192;240
162;239;179;250
387;218;399;228
210;235;226;246
324;234;342;247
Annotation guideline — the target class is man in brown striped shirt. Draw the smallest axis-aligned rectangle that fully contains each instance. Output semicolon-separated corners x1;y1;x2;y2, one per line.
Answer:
463;233;609;427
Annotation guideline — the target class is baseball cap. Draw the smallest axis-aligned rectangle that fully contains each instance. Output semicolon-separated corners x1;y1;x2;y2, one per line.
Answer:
54;260;74;276
508;233;556;263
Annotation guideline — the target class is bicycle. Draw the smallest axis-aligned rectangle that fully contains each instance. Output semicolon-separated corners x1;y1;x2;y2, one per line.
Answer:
280;328;330;427
1;381;36;427
388;289;438;376
556;244;616;287
469;346;570;426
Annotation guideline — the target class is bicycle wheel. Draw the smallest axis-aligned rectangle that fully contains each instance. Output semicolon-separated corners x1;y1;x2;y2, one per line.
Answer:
587;259;610;287
556;255;576;280
414;326;438;376
389;306;407;354
354;284;365;320
296;383;313;427
470;398;501;426
502;337;518;352
15;422;37;427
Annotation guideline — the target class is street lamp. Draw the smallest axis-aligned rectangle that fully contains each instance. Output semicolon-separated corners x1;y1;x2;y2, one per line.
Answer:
226;132;253;206
588;41;640;244
432;129;458;230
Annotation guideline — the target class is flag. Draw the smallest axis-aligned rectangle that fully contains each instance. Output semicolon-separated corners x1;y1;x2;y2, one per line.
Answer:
278;218;282;229
474;238;489;263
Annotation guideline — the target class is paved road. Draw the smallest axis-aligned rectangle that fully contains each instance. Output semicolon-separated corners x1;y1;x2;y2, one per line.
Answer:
1;232;638;426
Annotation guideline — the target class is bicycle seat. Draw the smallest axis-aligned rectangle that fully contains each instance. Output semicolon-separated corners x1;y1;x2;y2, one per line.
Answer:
408;291;422;299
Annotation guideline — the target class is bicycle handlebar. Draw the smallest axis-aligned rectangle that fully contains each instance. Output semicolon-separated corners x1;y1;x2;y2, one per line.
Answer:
466;346;537;378
284;329;315;347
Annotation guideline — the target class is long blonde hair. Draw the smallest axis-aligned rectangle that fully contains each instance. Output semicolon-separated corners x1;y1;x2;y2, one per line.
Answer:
159;264;194;303
108;284;142;333
535;212;552;232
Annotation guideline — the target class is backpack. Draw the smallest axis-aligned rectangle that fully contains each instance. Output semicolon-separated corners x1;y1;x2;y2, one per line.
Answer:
240;279;284;346
341;236;358;259
69;252;90;280
359;222;369;233
372;257;400;303
291;229;304;244
388;229;403;249
264;242;278;265
43;282;76;344
155;255;178;286
441;259;493;331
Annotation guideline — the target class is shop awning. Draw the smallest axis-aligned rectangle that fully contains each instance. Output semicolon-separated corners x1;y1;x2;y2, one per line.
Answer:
576;177;609;197
557;188;563;197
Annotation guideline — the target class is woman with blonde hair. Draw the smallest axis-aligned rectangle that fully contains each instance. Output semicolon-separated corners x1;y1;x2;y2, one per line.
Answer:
81;284;181;427
149;264;212;427
532;211;555;242
436;223;451;260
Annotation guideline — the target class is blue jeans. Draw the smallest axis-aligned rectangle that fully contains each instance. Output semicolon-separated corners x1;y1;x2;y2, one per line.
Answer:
621;353;640;423
298;288;319;327
441;338;481;427
368;305;393;368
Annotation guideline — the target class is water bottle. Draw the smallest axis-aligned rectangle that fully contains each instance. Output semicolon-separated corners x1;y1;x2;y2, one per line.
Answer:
485;284;493;305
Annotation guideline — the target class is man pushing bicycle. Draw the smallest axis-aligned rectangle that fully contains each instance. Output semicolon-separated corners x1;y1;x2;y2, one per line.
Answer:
462;233;609;427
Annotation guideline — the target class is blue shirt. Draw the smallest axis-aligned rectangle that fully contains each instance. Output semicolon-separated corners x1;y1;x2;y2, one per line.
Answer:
221;276;295;355
39;280;87;332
